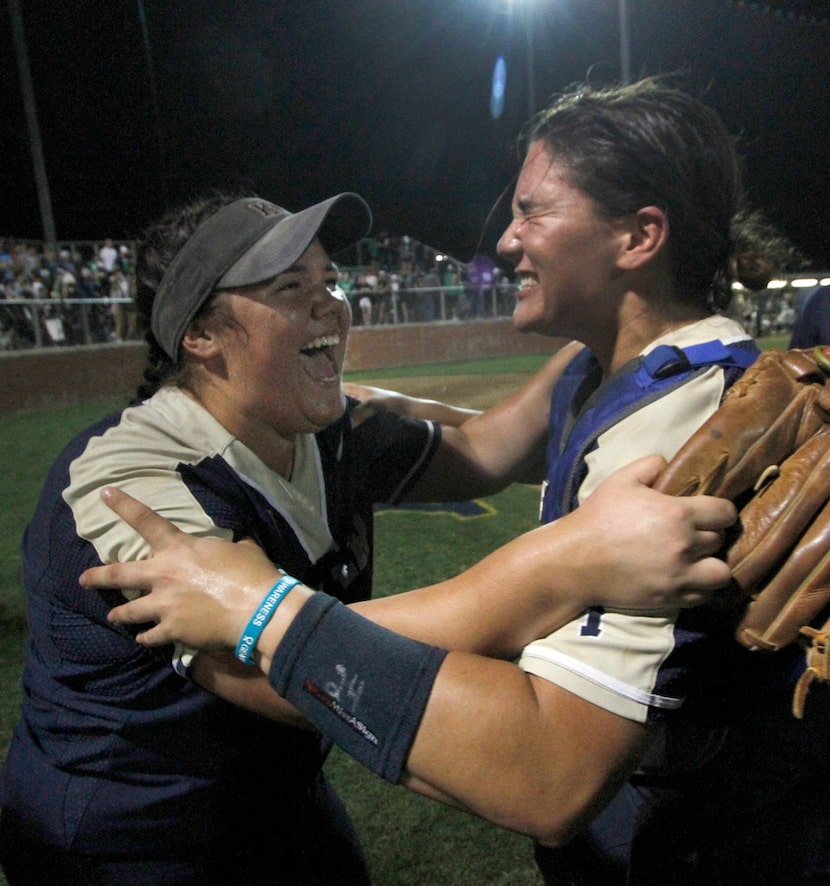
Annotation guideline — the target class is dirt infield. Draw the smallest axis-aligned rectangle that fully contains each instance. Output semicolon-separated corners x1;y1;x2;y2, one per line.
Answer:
354;373;536;411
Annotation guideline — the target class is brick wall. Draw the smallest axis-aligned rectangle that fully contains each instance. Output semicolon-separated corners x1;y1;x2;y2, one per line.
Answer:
0;319;556;417
1;343;147;416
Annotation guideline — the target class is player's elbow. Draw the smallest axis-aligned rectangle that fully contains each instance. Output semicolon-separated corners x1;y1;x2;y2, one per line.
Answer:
492;715;649;845
452;752;615;846
526;800;603;847
499;778;606;846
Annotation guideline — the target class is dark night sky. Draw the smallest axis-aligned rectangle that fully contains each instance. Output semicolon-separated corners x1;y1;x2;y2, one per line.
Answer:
2;0;829;267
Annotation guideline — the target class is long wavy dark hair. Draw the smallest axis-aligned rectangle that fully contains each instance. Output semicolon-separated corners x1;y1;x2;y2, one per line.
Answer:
524;77;798;310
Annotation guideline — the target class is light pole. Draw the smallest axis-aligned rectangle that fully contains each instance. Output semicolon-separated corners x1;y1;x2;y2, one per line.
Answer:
519;0;631;115
500;0;537;121
619;0;632;83
9;0;57;252
505;0;631;118
137;0;169;201
525;3;536;118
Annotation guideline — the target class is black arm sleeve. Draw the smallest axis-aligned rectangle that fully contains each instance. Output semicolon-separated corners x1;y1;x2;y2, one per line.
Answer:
268;593;448;783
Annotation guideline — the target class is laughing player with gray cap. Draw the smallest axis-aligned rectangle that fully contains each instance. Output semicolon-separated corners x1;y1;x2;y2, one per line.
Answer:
0;192;396;886
0;189;556;885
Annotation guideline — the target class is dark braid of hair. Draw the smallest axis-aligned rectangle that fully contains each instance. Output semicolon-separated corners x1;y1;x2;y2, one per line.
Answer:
132;192;247;403
722;207;803;302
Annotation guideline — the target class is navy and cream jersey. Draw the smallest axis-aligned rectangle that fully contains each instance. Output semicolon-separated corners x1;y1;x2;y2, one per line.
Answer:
63;386;439;604
519;317;773;725
0;386;440;855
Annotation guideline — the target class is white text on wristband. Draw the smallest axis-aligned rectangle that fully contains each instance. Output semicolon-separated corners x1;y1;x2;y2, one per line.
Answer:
235;574;300;665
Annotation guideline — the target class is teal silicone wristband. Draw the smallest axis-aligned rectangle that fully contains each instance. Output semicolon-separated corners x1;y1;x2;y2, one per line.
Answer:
235;573;300;665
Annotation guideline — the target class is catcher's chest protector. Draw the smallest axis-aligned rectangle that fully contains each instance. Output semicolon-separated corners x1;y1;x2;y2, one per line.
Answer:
541;340;760;523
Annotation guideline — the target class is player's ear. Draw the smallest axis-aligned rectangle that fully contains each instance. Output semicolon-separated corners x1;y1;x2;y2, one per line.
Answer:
616;206;669;271
181;317;222;359
180;292;236;360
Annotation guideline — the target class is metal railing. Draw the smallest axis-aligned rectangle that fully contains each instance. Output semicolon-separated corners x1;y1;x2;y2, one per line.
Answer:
8;281;821;352
0;297;136;350
351;285;517;326
0;287;520;351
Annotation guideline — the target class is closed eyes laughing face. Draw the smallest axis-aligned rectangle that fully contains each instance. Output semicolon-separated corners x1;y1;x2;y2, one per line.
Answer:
497;140;630;344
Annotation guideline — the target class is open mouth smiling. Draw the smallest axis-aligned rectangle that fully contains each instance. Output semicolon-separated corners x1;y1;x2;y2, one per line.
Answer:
518;274;538;293
300;334;341;382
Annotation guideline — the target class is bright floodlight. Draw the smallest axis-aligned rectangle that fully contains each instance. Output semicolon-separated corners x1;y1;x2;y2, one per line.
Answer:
491;56;507;119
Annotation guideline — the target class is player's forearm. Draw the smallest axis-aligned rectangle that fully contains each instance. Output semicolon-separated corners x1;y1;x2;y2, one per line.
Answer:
375;389;481;427
400;343;582;500
350;523;587;657
254;609;647;844
344;383;482;428
189;650;311;728
424;341;581;490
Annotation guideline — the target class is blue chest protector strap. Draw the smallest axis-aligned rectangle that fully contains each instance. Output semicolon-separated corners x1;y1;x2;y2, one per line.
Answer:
541;339;760;523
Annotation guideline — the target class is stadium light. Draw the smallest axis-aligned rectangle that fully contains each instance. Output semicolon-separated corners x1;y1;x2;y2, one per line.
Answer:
500;0;633;105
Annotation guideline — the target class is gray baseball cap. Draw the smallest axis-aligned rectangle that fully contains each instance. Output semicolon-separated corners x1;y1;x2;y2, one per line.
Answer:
151;193;372;360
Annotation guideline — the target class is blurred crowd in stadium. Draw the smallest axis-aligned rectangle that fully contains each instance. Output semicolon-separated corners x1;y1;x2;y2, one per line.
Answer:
0;233;523;350
0;233;814;351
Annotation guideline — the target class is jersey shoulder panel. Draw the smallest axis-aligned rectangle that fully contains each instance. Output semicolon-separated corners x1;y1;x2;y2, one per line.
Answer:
63;388;236;566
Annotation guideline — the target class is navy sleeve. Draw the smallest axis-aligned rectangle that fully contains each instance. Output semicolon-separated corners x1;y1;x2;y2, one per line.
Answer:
346;406;442;504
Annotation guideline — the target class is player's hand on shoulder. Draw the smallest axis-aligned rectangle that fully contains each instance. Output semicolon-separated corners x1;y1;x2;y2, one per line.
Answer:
564;455;736;610
79;487;285;650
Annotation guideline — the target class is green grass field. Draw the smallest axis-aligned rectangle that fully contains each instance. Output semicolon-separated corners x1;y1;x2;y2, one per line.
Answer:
0;338;789;884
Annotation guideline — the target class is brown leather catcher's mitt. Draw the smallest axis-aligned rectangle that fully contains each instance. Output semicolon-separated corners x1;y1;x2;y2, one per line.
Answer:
654;347;830;717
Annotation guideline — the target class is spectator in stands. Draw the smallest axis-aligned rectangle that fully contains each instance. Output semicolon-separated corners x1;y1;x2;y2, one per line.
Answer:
99;238;118;275
419;266;440;321
110;269;133;341
20;245;41;278
389;270;406;322
790;283;830;348
356;273;374;325
118;243;134;275
374;269;391;323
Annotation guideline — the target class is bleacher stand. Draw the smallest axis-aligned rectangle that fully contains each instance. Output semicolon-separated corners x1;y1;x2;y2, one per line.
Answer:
0;234;518;350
